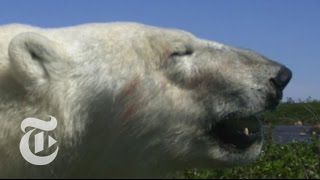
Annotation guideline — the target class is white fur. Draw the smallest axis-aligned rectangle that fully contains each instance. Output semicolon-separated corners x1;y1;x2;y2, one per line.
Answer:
0;22;286;178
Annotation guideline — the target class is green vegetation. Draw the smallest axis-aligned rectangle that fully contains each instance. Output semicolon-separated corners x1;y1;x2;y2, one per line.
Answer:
178;98;320;179
263;97;320;125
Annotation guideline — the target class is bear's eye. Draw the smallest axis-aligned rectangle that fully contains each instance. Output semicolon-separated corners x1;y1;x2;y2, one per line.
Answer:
170;49;193;57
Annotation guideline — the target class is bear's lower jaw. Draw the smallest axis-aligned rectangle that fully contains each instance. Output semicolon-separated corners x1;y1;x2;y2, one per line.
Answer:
209;115;263;152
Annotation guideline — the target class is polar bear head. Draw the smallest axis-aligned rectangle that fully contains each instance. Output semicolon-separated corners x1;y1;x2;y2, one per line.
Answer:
5;23;291;177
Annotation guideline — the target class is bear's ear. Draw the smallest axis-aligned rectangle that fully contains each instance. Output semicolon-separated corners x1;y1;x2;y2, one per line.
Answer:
8;32;66;88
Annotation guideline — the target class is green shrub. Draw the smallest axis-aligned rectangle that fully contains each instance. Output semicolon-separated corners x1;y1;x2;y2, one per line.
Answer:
262;98;320;125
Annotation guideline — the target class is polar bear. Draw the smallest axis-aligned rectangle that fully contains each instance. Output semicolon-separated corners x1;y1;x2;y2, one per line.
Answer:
0;22;291;178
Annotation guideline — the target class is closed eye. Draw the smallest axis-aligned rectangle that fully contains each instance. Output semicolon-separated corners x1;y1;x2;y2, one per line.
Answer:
170;49;193;57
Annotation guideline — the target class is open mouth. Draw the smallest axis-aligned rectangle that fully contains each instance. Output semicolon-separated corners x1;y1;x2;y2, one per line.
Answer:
209;115;263;151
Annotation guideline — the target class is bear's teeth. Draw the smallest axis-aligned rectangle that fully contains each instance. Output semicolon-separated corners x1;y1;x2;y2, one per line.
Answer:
244;128;249;136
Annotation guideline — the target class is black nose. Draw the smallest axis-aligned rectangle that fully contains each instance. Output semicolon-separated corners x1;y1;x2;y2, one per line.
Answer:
271;66;292;91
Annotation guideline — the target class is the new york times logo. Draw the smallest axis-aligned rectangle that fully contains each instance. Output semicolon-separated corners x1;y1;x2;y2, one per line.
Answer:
19;116;59;165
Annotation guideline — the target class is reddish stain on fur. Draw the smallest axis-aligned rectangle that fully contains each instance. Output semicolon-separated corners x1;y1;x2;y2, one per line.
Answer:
122;104;138;121
159;46;172;67
163;47;172;58
116;78;141;124
117;79;139;102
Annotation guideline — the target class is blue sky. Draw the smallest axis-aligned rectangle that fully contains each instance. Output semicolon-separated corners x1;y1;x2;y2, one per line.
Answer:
1;0;319;100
